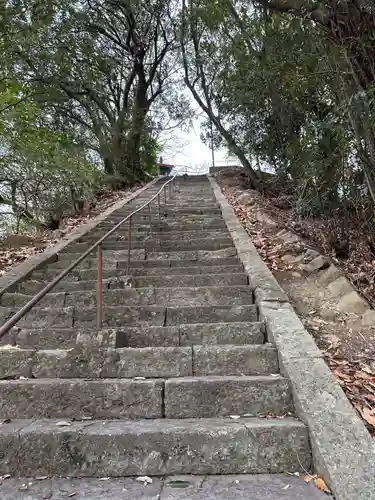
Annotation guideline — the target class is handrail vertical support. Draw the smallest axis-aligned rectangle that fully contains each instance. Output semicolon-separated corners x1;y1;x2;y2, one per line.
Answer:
164;185;167;204
157;194;161;220
127;216;132;275
148;202;152;237
169;182;172;200
97;243;103;330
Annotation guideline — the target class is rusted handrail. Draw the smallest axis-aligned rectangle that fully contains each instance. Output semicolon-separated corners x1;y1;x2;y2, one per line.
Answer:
0;175;177;338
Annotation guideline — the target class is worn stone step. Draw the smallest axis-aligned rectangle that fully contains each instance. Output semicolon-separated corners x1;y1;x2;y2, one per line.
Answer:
166;305;257;325
9;327;117;349
133;273;247;288
0;474;333;499
99;219;227;231
92;220;228;234
29;321;264;349
0;305;167;329
56;249;145;266
165;375;292;418
2;304;257;330
0;346;192;379
118;257;242;270
106;207;222;217
1;286;253;309
80;229;230;244
114;321;264;348
63;237;234;253
0;379;164;419
0;417;311;476
17;273;247;295
146;248;237;262
0;376;291;420
17;277;128;295
193;345;278;376
179;321;265;345
30;264;244;282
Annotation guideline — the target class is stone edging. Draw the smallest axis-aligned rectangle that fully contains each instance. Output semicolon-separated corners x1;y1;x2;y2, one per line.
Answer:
209;174;375;500
0;177;159;296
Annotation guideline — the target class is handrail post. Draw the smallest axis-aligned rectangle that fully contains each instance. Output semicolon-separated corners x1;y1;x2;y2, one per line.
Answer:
97;243;103;330
127;216;132;275
169;182;172;200
148;202;152;237
157;193;161;220
164;184;167;204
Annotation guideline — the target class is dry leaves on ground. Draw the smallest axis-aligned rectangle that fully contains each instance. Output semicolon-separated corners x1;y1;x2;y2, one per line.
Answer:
303;475;331;494
217;172;375;438
0;186;140;276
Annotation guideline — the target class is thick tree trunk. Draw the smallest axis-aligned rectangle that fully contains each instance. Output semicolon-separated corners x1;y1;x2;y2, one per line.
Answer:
122;75;149;179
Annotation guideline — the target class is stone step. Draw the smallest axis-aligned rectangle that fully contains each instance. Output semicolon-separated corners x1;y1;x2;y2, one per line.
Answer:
63;237;234;253
166;305;258;325
30;264;244;282
47;254;241;272
80;229;230;243
1;285;254;309
0;346;192;379
0;378;164;419
0;474;332;499
145;248;237;262
8;327;117;349
0;304;257;330
0;417;311;476
164;375;292;418
117;257;242;270
99;218;227;230
0;375;291;420
92;220;228;233
0;345;274;379
18;273;248;295
4;320;265;349
106;207;222;217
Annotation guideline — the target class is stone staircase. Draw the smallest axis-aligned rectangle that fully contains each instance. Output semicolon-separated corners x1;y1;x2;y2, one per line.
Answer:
0;176;327;498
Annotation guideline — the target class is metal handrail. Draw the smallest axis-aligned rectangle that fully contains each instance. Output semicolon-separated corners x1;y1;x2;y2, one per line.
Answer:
0;175;177;338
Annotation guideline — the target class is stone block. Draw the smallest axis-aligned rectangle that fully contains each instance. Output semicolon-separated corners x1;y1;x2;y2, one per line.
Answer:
161;474;330;500
165;375;292;418
116;326;179;347
5;417;310;476
113;347;192;378
134;273;247;288
73;306;166;327
193;345;279;376
0;379;163;419
258;301;322;360
0;347;35;379
16;328;78;349
179;321;264;345
337;291;369;314
279;355;375;500
166;305;257;325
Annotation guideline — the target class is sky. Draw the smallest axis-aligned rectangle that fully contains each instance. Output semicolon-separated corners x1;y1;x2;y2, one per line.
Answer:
161;114;239;174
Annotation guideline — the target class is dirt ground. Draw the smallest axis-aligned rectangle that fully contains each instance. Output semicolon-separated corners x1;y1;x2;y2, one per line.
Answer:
0;186;142;277
216;168;375;438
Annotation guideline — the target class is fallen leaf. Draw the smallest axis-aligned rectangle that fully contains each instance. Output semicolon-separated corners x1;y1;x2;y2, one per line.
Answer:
313;477;331;493
56;421;72;427
282;484;290;490
361;407;375;427
229;415;241;419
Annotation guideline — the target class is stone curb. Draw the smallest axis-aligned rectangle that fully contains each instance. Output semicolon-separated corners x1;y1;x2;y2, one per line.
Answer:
209;175;375;500
0;177;159;297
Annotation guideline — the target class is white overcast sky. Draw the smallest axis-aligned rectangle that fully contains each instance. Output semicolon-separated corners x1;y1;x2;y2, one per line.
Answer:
161;113;238;173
